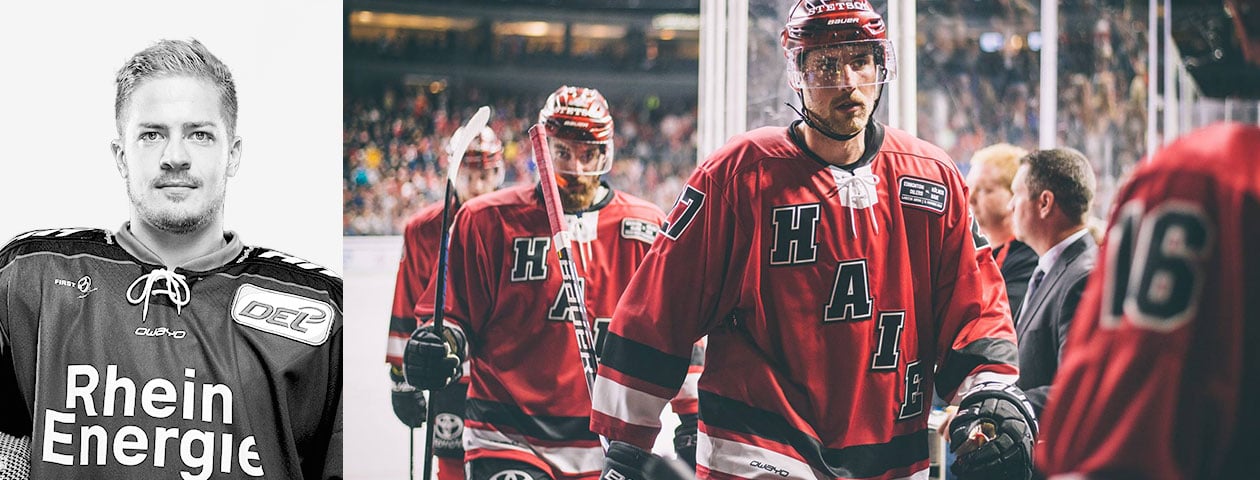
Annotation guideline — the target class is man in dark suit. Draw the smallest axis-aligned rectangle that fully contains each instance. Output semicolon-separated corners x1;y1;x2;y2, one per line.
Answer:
966;143;1039;316
1009;148;1098;417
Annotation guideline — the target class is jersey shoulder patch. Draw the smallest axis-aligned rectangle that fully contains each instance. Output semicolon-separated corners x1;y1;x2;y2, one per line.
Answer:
231;283;336;345
898;176;948;214
620;218;660;244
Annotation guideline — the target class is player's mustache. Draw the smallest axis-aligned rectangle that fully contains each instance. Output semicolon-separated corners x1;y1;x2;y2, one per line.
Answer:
832;96;864;109
151;174;203;188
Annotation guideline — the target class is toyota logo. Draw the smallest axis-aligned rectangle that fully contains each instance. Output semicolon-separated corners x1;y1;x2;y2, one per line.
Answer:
489;470;533;480
434;413;464;441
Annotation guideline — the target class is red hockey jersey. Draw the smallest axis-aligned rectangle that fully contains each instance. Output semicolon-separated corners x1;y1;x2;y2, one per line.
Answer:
386;201;446;369
591;123;1018;480
0;225;341;479
1038;123;1260;479
416;183;693;479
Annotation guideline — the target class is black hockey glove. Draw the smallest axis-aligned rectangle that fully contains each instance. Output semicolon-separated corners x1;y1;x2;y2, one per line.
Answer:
673;413;698;468
949;382;1037;480
389;379;429;428
403;325;466;390
601;441;692;480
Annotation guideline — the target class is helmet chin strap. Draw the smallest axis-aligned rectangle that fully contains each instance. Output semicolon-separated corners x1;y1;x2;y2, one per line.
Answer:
787;84;885;143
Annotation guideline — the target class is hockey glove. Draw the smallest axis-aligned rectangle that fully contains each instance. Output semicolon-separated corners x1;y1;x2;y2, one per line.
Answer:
949;382;1037;480
601;441;693;480
673;413;698;468
389;379;429;428
403;325;466;390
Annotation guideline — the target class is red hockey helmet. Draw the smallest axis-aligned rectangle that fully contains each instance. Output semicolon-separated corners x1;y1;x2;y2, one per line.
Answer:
461;126;504;170
781;0;897;90
539;86;615;175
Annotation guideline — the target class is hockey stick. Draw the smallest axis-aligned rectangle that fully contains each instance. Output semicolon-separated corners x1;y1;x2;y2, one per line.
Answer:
527;124;609;450
420;105;491;480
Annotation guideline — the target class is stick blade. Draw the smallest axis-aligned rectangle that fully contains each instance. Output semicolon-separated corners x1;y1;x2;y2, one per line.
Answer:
446;106;492;183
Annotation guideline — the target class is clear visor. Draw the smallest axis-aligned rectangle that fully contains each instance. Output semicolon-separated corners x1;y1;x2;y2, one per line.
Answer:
548;137;613;176
787;39;897;89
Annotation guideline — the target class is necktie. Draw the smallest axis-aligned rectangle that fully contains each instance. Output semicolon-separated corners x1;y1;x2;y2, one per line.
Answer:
1017;268;1046;323
1028;268;1046;300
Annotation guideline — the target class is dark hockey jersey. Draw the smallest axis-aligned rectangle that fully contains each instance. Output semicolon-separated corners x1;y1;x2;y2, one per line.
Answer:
0;225;341;479
591;123;1019;480
1038;123;1260;479
415;184;696;479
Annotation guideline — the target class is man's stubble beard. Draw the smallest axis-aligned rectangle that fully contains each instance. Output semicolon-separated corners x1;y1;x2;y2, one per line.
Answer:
128;180;225;235
558;176;601;213
817;106;867;137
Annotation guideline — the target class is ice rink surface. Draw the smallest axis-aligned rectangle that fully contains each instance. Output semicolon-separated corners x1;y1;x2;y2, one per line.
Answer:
344;236;680;479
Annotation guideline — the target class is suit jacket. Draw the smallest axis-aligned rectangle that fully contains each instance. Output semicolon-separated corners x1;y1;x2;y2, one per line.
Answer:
1000;239;1038;319
1015;234;1097;416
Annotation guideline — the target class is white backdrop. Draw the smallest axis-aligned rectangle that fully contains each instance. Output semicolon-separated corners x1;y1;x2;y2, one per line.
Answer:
0;0;342;271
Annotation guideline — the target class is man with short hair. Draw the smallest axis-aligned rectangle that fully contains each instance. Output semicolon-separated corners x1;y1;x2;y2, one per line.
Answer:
1008;148;1097;417
0;39;341;479
967;143;1038;316
590;2;1037;479
386;126;506;480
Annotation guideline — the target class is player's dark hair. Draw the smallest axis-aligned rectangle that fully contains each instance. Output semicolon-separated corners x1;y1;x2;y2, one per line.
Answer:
1020;148;1096;224
115;39;238;137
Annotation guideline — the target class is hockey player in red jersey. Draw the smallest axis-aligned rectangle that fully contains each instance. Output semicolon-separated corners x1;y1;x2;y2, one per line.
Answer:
0;39;340;479
385;126;505;480
590;2;1037;479
403;86;699;480
1037;1;1260;478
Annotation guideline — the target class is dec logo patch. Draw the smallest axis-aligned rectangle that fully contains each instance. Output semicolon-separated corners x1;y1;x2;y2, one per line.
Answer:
231;284;335;345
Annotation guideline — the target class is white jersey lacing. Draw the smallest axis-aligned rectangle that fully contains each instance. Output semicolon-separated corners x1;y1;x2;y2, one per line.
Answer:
833;166;881;236
126;268;191;322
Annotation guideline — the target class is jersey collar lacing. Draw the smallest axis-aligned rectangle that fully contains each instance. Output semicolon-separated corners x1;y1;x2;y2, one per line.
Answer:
831;165;881;236
114;222;246;322
787;121;886;236
126;269;190;322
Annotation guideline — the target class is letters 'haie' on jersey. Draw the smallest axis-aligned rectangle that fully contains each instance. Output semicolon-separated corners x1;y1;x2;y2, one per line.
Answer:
592;122;1018;480
410;184;699;479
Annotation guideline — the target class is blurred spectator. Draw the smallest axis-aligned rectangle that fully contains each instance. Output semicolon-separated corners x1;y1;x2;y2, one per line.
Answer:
917;1;1148;221
344;84;696;234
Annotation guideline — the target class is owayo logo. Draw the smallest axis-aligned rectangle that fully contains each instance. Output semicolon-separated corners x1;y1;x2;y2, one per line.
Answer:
750;460;790;477
231;284;335;345
489;470;533;480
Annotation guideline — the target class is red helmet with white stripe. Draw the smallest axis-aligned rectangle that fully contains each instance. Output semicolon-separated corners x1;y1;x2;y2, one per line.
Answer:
539;86;615;175
781;0;897;90
461;126;504;170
